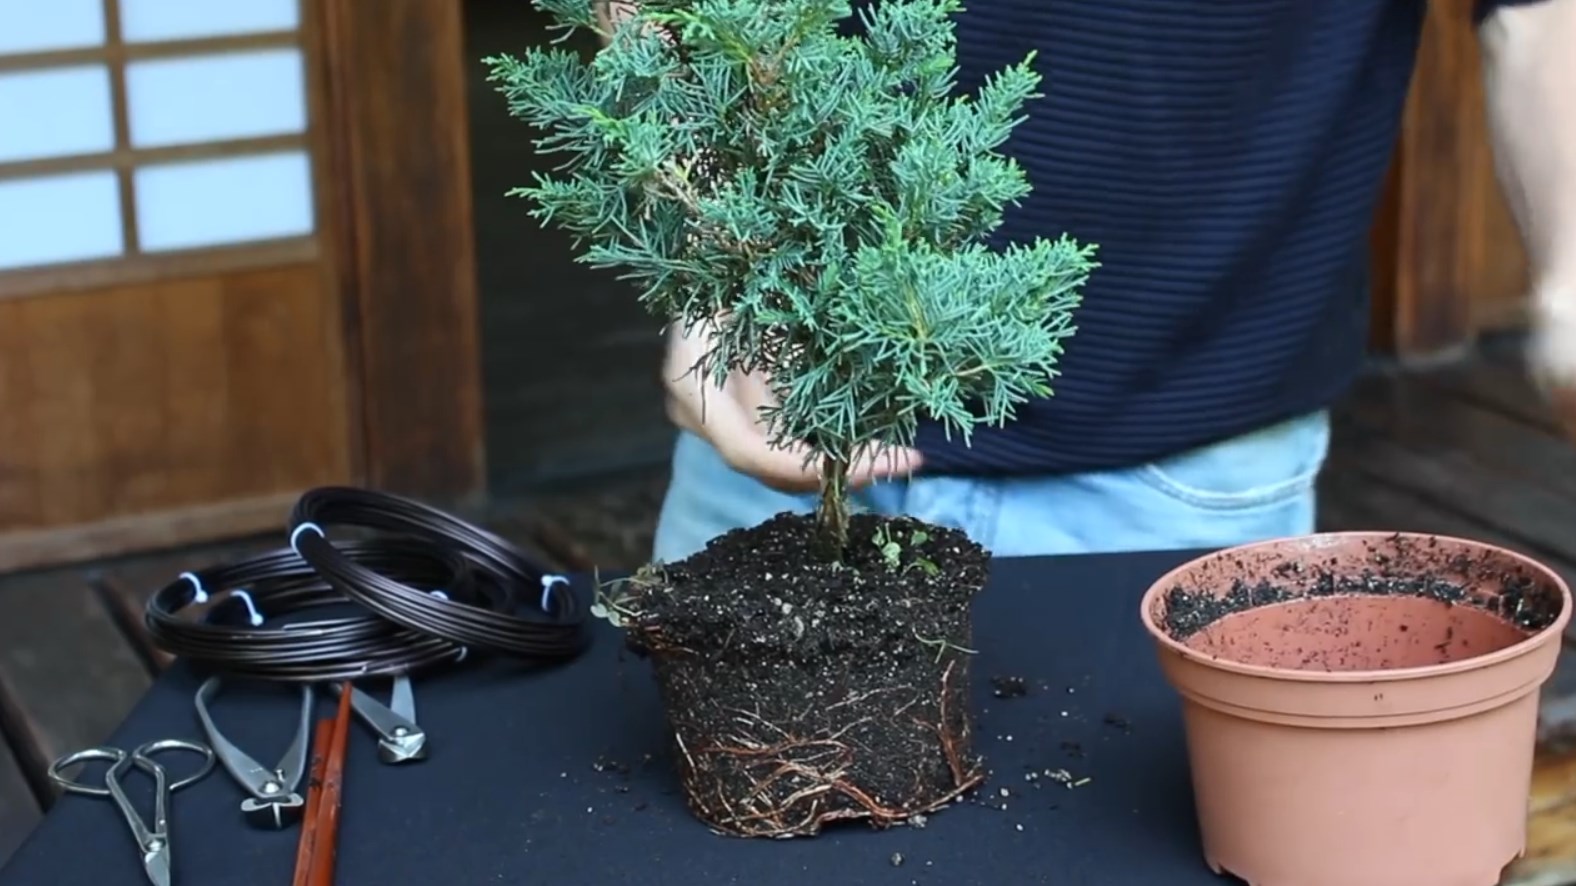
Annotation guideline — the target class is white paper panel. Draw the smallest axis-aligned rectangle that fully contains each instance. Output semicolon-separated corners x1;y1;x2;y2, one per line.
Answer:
120;0;299;43
0;172;123;269
0;0;106;56
0;66;115;163
135;151;313;252
126;49;306;148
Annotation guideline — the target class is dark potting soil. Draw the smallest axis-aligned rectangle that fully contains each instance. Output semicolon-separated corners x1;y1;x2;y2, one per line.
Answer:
612;511;989;838
1160;533;1563;641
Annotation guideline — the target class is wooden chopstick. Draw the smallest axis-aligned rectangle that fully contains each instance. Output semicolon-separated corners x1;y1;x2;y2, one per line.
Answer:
308;680;355;886
291;719;336;886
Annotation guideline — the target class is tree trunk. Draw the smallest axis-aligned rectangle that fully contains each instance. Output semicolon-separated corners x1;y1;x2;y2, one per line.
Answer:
815;454;850;561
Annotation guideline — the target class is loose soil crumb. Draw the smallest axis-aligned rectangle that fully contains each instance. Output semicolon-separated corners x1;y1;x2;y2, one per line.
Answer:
1021;766;1092;791
989;675;1028;698
591;755;632;778
617;511;990;838
1160;533;1562;640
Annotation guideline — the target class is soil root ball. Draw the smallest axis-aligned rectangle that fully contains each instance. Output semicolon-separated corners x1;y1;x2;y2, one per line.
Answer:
619;512;990;838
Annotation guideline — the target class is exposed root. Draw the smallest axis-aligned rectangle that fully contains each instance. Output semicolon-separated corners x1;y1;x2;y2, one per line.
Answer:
675;660;984;838
932;660;971;787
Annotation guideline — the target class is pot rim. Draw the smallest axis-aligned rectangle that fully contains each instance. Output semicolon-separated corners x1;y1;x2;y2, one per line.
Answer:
1139;531;1574;683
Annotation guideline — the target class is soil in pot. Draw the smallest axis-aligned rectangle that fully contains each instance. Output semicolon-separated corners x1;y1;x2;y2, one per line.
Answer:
615;511;988;838
1158;538;1563;663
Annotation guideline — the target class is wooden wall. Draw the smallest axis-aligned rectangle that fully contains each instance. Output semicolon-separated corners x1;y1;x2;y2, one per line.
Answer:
1370;0;1532;359
0;262;350;566
323;0;487;503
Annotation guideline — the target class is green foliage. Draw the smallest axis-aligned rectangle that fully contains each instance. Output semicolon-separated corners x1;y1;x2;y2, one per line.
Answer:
485;0;1096;554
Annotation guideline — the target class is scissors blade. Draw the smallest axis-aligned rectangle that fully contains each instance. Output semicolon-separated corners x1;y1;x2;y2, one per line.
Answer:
142;842;171;886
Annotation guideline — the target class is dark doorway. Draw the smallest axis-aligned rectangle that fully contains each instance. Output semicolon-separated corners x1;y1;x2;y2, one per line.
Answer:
461;0;675;498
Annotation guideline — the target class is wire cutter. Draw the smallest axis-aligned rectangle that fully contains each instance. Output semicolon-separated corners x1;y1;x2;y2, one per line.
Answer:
194;676;312;829
330;674;428;763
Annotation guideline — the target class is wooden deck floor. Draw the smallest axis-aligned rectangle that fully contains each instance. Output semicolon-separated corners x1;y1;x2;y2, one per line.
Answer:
6;339;1576;882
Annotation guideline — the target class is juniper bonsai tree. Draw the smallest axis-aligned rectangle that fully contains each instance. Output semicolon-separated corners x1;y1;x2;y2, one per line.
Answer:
486;0;1096;560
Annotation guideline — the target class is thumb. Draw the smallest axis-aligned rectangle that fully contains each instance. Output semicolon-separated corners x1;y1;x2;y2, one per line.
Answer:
1531;291;1576;438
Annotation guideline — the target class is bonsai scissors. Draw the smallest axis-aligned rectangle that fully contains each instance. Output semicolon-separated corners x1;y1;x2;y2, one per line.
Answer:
47;738;216;886
194;676;312;829
330;674;428;763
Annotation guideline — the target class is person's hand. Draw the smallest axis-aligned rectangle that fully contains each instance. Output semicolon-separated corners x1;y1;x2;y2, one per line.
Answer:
594;2;638;37
1532;286;1576;438
662;319;923;493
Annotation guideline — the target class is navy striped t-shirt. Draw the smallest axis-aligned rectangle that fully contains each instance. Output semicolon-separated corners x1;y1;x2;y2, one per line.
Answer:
902;0;1518;475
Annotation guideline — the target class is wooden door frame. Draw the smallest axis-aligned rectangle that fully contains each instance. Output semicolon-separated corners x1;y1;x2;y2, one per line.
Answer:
0;0;485;574
316;0;486;505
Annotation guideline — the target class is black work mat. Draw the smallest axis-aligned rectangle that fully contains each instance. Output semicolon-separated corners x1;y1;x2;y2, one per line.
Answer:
0;549;1227;886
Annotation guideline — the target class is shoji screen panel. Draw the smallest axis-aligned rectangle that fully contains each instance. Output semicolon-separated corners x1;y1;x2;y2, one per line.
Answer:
0;0;354;568
0;0;321;296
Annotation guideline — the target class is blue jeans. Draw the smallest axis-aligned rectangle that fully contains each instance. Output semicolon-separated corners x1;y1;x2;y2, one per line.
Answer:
651;410;1330;562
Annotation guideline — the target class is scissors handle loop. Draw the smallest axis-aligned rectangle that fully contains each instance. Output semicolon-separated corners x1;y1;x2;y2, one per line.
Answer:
47;747;126;797
46;738;214;886
134;739;217;791
47;739;215;797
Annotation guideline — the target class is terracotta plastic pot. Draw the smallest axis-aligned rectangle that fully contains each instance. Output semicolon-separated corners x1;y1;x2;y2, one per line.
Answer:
1140;532;1572;886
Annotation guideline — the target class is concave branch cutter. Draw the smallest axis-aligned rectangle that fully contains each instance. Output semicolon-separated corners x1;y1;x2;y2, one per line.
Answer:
329;674;428;763
194;676;312;829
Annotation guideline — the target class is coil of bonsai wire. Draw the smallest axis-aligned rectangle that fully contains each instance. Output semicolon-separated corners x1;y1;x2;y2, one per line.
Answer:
287;486;589;660
144;540;475;682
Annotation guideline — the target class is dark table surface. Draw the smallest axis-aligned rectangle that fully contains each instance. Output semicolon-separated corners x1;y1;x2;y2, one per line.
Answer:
0;548;1229;886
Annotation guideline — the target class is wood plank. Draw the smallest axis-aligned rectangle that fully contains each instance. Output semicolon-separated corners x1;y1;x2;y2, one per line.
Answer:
0;492;296;576
0;568;150;803
1505;747;1576;886
1316;458;1564;567
317;0;486;503
1327;403;1576;575
1480;329;1537;367
1374;0;1531;358
1414;357;1556;433
0;263;353;536
1341;371;1576;502
1366;145;1402;354
0;724;40;869
1412;351;1560;435
216;266;354;495
524;468;667;571
0;237;320;303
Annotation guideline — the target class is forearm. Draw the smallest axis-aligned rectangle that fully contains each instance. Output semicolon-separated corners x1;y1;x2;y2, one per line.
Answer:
1480;1;1576;297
